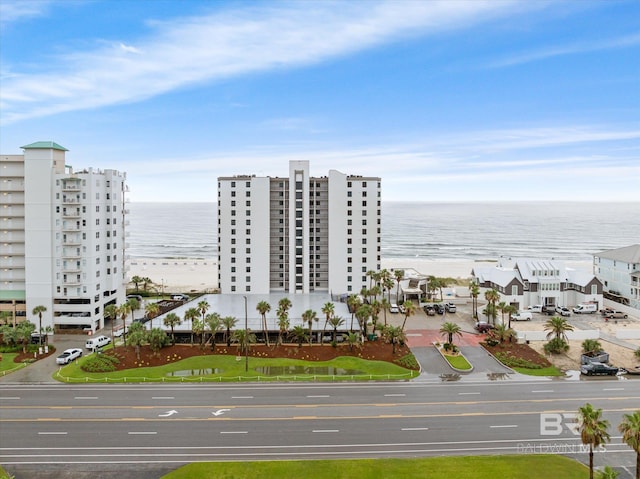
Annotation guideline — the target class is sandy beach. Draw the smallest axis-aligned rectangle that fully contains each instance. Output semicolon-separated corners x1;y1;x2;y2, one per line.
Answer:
126;257;592;292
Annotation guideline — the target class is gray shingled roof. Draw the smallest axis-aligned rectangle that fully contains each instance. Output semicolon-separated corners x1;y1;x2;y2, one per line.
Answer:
595;244;640;263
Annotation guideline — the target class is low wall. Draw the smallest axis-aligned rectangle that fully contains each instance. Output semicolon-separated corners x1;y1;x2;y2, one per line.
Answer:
615;330;640;340
516;329;600;342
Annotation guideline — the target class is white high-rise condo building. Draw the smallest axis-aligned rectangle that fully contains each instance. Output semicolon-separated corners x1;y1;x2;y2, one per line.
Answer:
0;142;128;332
217;160;381;295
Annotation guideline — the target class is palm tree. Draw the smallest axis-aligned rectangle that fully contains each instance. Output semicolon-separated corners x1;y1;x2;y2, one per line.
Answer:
125;297;140;323
147;328;169;357
163;312;181;344
347;294;361;332
302;309;318;345
232;329;255;355
544;316;574;342
346;332;360;352
204;312;222;350
484;289;500;325
104;304;118;344
145;302;160;321
192;317;205;349
618;410;640;479
582;339;603;356
130;275;143;292
183;307;199;346
197;300;210;324
400;300;415;331
31;305;47;348
127;322;146;360
597;466;619;479
141;277;153;292
493;323;516;344
505;304;517;329
117;304;129;348
439;322;463;345
470;283;480;319
578;403;611;479
394;269;405;303
289;325;308;348
256;300;271;346
355;303;372;339
497;301;508;326
278;297;292;317
276;308;290;346
429;276;448;302
328;316;345;345
321;302;335;341
370;300;381;332
222;316;238;347
382;325;406;354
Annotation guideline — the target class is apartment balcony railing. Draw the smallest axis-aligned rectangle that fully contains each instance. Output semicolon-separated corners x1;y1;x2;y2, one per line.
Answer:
62;197;80;204
62;210;81;218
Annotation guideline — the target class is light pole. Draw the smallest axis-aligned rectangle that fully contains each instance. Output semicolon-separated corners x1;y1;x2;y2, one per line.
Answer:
243;295;248;372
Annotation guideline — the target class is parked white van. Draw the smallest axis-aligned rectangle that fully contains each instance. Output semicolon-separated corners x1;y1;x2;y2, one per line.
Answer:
511;310;533;321
573;303;598;314
85;335;111;351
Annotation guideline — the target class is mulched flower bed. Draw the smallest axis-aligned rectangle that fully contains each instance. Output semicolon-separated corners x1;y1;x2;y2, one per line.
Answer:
100;340;416;371
12;346;56;363
482;341;552;368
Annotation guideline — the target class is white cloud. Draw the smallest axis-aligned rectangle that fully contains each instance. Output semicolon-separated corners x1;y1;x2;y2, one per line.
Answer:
485;33;640;69
1;0;537;124
0;0;51;27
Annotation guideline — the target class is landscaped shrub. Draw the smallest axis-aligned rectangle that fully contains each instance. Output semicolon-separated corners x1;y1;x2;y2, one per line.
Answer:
395;353;419;370
494;351;543;369
544;338;569;354
635;347;640;360
81;354;120;373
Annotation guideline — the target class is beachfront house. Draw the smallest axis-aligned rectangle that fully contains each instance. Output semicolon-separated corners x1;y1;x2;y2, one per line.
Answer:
471;257;603;313
593;244;640;311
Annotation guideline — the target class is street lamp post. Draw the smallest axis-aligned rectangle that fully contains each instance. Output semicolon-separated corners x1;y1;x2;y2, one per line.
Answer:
243;295;248;372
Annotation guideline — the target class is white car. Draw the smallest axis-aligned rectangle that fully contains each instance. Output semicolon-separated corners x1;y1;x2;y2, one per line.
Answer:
389;303;399;313
56;348;83;365
114;326;127;337
528;304;543;313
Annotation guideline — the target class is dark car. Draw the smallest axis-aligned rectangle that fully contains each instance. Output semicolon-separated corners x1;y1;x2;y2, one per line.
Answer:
475;321;494;333
580;362;619;376
434;303;445;314
423;305;436;316
542;306;556;316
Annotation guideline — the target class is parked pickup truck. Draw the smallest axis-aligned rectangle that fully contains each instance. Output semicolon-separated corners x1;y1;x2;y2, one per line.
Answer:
604;310;628;319
580;362;619;376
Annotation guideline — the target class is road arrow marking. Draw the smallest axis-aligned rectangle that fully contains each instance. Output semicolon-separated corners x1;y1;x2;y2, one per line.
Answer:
212;409;231;416
158;410;178;417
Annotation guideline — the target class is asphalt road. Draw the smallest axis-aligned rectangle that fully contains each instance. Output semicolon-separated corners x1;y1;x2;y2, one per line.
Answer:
1;380;638;478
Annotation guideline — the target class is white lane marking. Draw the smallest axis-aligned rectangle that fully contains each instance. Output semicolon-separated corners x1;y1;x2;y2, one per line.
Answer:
212;409;231;416
312;430;339;433
152;396;175;400
220;431;248;434
603;388;624;391
0;397;21;400
128;432;157;435
490;425;518;429
231;396;253;399
384;394;406;397
531;390;554;393
306;395;330;398
158;410;178;417
74;396;98;400
458;392;480;395
38;432;67;435
402;427;429;431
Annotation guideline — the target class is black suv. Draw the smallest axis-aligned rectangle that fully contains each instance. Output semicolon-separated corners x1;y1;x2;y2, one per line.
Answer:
434;303;445;314
580;362;619;376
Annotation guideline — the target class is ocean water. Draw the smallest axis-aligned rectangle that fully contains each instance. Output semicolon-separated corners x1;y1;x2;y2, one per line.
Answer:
127;202;639;262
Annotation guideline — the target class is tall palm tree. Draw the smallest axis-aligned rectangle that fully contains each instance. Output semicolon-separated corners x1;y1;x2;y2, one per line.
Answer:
328;316;345;345
440;322;463;345
484;289;500;325
277;310;290;346
400;300;415;331
163;312;181;345
117;304;129;348
470;283;480;319
183;307;199;346
497;301;508;326
204;312;222;350
504;304;517;329
145;302;160;321
141;277;153;292
578;403;611;479
130;275;143;292
197;300;210;324
355;303;372;338
222;316;238;347
394;269;405;303
347;294;361;332
126;297;140;323
618;410;640;479
380;297;389;327
31;305;47;348
321;302;335;343
277;297;292;317
104;304;118;344
192;317;205;349
544;316;574;342
302;309;318;345
256;300;271;346
127;322;146;361
382;325;406;354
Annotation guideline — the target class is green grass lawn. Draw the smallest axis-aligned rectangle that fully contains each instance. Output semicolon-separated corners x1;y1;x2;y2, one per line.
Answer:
513;366;564;376
0;353;27;375
55;354;416;383
443;353;472;371
161;455;587;479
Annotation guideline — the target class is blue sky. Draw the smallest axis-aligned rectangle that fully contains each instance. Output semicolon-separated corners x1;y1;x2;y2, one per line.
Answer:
1;0;638;202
